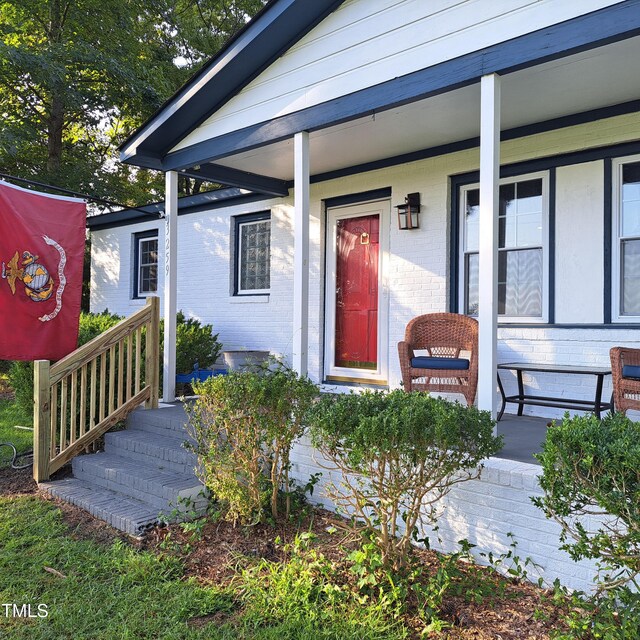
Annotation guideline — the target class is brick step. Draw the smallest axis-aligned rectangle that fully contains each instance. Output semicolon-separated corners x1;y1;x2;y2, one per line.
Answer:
72;452;207;515
104;429;198;476
126;405;193;438
41;477;161;536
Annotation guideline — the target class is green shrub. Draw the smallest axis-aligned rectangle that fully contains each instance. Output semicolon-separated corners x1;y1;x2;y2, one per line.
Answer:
6;361;34;417
161;311;222;374
185;363;319;525
306;390;502;570
558;585;640;640
534;411;640;591
77;309;123;345
236;533;407;638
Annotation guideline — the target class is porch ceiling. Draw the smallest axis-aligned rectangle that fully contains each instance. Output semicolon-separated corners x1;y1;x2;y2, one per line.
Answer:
203;36;640;183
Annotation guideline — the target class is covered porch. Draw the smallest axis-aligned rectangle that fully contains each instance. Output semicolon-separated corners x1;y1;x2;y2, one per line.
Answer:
117;2;640;433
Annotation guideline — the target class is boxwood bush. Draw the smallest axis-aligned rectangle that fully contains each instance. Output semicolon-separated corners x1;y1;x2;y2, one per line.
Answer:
306;390;502;570
185;364;318;525
534;411;640;591
160;311;221;375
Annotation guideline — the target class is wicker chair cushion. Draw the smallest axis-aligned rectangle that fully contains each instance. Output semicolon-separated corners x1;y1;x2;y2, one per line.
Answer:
410;356;469;370
622;365;640;380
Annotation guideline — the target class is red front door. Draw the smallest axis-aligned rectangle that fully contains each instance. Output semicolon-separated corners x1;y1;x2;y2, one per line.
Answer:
335;214;379;370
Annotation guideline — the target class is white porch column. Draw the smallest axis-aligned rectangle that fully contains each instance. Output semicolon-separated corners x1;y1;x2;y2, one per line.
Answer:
293;131;310;375
478;73;501;418
162;170;178;402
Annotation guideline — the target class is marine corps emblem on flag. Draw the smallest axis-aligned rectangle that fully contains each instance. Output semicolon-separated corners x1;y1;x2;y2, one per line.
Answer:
2;236;67;321
2;250;54;302
0;181;85;361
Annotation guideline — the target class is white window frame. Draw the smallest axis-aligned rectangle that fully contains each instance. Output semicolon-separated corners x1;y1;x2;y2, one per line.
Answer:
459;170;550;323
136;235;158;297
236;217;271;295
612;154;640;322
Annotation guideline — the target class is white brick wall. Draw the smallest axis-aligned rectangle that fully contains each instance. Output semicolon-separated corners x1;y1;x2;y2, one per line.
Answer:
288;437;600;592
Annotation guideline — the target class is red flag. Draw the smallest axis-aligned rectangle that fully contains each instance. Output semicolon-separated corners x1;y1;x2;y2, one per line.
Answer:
0;181;86;361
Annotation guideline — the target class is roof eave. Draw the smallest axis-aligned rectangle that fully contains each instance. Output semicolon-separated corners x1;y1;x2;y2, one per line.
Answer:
119;0;346;169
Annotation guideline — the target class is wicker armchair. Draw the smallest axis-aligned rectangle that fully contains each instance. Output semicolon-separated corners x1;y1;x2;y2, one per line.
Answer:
398;313;478;405
610;347;640;414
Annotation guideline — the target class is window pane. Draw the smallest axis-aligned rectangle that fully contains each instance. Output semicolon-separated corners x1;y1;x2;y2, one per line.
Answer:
499;183;516;214
464;189;479;251
498;183;516;248
139;265;157;294
515;213;542;247
622;163;640;198
499;180;542;249
622;199;640;237
141;239;158;265
465;252;479;315
622;163;640;238
622;239;640;316
498;249;542;317
515;179;543;213
239;220;270;292
138;237;158;295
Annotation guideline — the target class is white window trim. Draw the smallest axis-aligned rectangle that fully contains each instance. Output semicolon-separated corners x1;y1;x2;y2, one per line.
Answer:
458;170;550;323
612;154;640;322
137;236;158;297
237;218;271;295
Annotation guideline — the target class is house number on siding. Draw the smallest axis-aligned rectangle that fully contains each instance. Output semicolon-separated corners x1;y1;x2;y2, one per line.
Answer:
165;216;171;278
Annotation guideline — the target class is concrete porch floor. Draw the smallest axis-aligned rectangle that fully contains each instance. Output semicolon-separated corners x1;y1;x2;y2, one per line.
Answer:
495;413;549;465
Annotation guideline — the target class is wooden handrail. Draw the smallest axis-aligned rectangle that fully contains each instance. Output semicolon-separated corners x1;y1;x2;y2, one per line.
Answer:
49;303;156;386
33;297;160;482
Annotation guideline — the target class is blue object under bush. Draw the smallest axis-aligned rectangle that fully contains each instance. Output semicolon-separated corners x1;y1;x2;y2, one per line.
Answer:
410;356;469;370
622;364;640;380
176;368;227;384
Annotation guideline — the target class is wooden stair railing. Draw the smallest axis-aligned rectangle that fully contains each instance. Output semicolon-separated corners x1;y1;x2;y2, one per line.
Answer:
33;296;160;482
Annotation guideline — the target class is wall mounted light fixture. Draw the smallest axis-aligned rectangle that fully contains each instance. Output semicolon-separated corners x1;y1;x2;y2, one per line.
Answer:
395;193;421;230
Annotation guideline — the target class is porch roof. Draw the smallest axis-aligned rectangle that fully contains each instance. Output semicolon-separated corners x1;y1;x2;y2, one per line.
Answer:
86;187;268;231
119;1;640;195
205;36;640;183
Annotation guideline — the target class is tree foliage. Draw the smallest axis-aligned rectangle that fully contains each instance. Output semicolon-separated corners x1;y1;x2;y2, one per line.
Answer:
0;0;266;206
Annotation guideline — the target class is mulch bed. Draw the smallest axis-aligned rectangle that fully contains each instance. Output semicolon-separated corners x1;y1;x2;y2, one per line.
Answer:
143;509;351;586
0;466;37;496
0;466;568;638
141;512;568;639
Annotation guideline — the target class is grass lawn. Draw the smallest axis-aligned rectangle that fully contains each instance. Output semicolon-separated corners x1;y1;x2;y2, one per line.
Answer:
0;496;408;640
0;398;33;467
0;496;221;640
